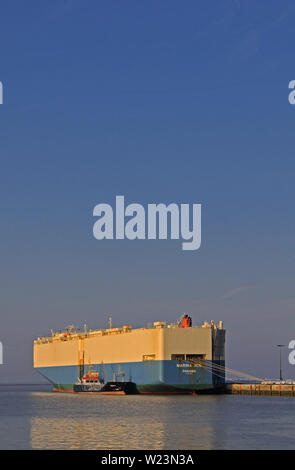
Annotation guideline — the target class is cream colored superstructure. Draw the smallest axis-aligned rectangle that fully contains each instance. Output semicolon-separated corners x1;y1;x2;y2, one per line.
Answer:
34;321;225;368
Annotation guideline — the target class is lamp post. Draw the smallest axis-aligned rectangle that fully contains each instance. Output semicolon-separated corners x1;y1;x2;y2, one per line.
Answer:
276;344;285;382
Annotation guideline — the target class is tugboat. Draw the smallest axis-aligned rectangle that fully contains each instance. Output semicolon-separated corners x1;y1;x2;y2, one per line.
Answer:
73;365;137;394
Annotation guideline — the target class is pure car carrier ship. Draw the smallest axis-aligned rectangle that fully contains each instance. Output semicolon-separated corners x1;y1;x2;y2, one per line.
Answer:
33;315;225;394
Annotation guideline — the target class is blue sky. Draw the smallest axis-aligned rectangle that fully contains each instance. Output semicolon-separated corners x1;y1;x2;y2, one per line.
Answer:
0;0;295;381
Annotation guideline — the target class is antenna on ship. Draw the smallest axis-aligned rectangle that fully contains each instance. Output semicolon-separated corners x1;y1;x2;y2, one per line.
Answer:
108;317;112;329
101;361;108;383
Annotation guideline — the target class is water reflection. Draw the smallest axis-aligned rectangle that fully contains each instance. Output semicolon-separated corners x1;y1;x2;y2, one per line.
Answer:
1;389;294;449
31;416;168;449
30;393;224;449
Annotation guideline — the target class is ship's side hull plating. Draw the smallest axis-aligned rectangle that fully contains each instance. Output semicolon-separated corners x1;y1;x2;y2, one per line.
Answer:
36;359;225;393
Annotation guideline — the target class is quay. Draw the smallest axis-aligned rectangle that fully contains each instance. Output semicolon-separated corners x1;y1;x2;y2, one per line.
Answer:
226;383;295;396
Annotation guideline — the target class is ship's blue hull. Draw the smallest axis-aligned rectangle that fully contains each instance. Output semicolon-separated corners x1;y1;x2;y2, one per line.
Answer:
36;360;225;393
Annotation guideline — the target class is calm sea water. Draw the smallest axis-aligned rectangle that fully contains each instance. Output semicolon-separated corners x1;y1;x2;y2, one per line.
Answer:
0;385;294;449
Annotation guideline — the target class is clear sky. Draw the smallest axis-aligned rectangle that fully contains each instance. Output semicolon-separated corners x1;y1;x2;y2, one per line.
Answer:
0;0;295;382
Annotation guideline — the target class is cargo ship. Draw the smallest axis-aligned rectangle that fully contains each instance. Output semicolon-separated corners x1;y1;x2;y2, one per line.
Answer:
33;315;225;394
